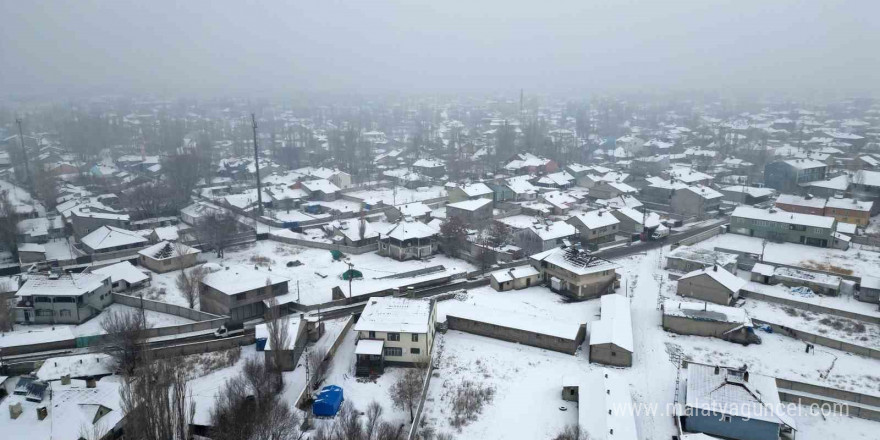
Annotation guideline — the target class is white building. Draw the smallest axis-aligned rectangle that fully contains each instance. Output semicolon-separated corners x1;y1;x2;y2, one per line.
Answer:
353;297;436;376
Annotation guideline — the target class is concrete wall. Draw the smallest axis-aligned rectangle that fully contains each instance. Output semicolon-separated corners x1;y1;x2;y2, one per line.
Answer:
446;315;585;355
589;343;632;367
775;377;880;421
662;314;742;339
151;334;256;359
269;231;379;255
676;226;722;247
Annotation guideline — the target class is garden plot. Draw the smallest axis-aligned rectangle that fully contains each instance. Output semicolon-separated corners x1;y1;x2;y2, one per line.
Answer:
742;299;880;350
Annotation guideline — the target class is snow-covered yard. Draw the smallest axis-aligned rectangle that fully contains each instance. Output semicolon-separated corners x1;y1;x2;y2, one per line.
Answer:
742;299;879;350
152;240;477;307
346;185;447;206
416;247;880;439
0;303;196;348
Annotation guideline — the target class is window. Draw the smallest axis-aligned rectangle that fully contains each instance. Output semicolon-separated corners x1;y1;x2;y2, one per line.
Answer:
411;334;419;342
35;297;51;303
59;310;71;317
368;331;376;339
387;333;400;341
384;347;402;357
54;297;75;303
723;416;731;423
36;309;54;317
410;348;421;354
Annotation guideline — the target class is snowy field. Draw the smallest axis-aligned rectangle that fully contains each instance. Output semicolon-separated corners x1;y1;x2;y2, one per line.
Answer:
418;247;880;439
742;299;879;349
0;303;196;348
151;240;477;307
694;233;880;279
346;185;447;206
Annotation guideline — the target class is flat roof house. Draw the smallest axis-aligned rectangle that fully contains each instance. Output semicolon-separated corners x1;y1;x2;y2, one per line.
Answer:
489;266;541;291
681;363;796;440
529;246;619;300
764;159;826;193
561;369;638;440
199;266;290;323
774;194;826;216
447;182;494;203
446;198;493;227
353;297;436;377
729;206;837;248
14;273;112;325
137;241;201;273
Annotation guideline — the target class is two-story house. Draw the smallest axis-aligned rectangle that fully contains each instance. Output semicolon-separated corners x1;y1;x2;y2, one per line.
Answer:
353;297;436;376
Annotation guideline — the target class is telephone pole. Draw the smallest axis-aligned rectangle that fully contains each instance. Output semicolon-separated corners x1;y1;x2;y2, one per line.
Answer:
251;113;264;216
16;118;31;188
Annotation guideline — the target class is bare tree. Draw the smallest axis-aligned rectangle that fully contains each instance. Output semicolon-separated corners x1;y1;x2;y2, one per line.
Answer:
551;424;589;440
195;210;240;257
162;152;206;208
0;191;20;259
439;216;468;258
0;294;14;333
364;401;384;440
265;296;290;389
389;365;426;423
120;358;195;440
101;309;148;376
305;345;329;391
175;261;207;309
210;357;303;440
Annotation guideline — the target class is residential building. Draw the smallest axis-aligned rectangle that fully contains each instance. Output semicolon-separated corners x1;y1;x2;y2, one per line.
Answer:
663;300;758;345
446;198;493;227
378;219;438;261
824;196;873;225
79;225;149;255
670;185;723;218
718;186;775;205
14;273;112;325
611;207;661;235
446;304;585;355
447;183;494;203
763;159;827;193
589;294;633;367
561;370;638;440
199;267;290;322
665;246;738;276
412;158;446;178
489;266;541;291
137;241;201;273
518;220;578;255
91;261;150;292
590;181;638;200
385;202;432;222
774;194;826;216
566;210;620;247
729;206;836;248
529;247;619;300
353;297;436;376
676;265;745;306
69;208;130;239
681;363;796;440
298;179;341;201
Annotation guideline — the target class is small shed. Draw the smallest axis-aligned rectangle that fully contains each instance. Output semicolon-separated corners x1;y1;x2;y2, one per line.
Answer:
749;263;774;284
355;339;385;377
312;385;344;417
859;275;880;304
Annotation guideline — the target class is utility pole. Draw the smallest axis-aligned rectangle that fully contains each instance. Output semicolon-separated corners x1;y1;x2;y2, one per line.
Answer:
16;118;31;188
251;113;264;217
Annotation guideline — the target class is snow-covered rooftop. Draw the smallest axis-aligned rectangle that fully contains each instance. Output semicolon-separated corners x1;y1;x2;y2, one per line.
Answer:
446;198;492;212
569;210;620;230
679;266;745;293
201;266;289;295
489;266;540;284
590;294;633;352
92;261;149;285
445;303;583;340
530;247;618;276
731;206;835;229
80;225;148;251
354;297;433;334
664;299;751;325
16;273;109;298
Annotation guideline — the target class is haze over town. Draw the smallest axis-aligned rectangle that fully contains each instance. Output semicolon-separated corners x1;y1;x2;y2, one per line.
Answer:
0;2;879;440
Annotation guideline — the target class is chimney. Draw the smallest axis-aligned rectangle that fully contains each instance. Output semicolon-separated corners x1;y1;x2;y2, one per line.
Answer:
61;375;71;385
37;406;48;421
713;264;718;272
744;371;750;382
9;403;22;420
714;365;720;375
86;378;97;388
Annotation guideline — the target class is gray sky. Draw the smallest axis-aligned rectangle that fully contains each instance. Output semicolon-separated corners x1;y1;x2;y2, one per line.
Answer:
2;1;878;97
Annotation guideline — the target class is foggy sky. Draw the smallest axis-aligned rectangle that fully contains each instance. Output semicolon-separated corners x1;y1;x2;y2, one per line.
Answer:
2;1;878;98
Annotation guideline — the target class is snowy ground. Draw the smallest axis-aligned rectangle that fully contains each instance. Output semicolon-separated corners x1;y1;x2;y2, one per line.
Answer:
346;185;447;206
741;299;879;349
743;281;880;319
0;303;196;348
152;240;477;307
418;247;880;439
695;233;880;279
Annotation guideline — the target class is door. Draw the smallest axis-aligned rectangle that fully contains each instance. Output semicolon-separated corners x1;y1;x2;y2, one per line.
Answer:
24;310;31;323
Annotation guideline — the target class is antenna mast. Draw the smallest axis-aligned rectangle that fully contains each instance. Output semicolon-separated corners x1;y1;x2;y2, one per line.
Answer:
251;113;264;216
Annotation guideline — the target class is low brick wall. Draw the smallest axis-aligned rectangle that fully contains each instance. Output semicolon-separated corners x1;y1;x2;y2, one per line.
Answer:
446;315;585;355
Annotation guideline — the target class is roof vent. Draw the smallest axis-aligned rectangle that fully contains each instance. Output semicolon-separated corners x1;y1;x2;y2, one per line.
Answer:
714;365;720;375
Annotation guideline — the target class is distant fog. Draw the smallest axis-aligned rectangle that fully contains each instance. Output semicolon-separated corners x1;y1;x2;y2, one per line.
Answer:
2;1;879;98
